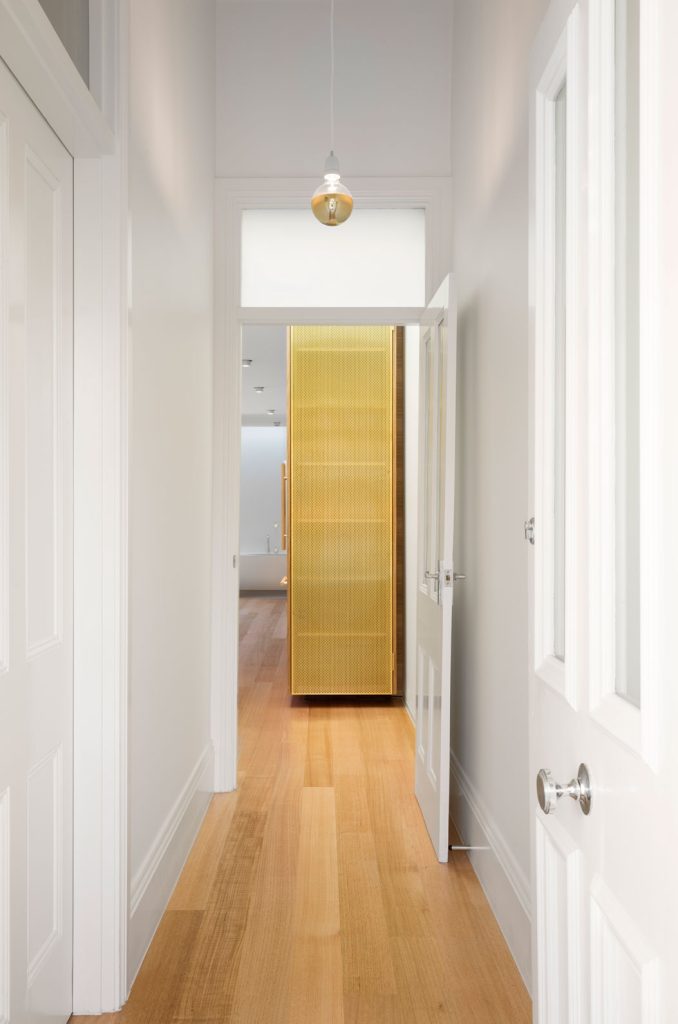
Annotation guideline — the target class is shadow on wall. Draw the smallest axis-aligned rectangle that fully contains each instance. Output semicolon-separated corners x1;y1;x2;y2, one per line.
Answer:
451;298;480;766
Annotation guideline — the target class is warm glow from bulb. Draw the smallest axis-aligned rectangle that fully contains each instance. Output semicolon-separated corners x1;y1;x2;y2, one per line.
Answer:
311;174;353;227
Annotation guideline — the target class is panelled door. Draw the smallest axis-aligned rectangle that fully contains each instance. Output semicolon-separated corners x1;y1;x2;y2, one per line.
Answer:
415;275;458;863
529;1;676;1019
0;58;74;1023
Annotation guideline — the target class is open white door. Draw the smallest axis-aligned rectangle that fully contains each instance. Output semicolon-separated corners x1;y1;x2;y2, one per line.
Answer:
530;1;678;1018
0;59;74;1022
414;275;458;863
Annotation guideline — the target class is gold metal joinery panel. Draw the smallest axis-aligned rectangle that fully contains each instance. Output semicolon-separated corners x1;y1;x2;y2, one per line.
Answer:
288;325;396;696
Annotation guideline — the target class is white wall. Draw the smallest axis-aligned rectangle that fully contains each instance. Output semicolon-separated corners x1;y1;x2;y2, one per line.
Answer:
127;0;216;982
449;0;548;990
215;0;453;178
240;426;287;555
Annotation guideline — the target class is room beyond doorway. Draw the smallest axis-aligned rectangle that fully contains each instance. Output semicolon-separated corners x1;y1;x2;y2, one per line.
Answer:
238;323;409;702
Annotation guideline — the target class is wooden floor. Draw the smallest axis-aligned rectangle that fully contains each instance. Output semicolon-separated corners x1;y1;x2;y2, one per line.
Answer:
74;595;531;1023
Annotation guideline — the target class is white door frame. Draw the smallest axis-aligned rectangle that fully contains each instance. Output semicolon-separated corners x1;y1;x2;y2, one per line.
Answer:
0;0;129;1013
212;176;451;791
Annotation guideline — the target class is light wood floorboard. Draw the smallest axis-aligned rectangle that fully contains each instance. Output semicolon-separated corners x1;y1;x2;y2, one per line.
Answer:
72;595;530;1023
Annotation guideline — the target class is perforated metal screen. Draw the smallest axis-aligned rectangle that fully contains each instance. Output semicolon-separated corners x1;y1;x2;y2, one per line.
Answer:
289;326;395;696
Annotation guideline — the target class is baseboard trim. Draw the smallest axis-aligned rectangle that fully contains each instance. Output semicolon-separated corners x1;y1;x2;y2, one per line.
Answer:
127;743;213;985
449;749;532;992
239;588;286;597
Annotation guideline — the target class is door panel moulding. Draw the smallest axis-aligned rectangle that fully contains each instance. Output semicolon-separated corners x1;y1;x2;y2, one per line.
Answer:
212;176;452;792
0;0;130;1012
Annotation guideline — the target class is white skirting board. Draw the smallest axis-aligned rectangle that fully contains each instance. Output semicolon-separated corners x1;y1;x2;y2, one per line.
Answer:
449;749;532;991
127;744;214;987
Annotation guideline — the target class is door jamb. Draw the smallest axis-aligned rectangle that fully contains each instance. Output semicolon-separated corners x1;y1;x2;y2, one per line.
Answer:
212;176;451;792
0;0;130;1012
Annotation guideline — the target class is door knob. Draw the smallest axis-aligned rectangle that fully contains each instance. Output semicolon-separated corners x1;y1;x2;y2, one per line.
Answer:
453;573;466;581
536;764;592;816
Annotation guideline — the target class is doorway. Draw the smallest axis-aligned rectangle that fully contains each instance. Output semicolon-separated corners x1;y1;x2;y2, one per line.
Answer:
238;324;289;775
210;181;449;794
237;322;406;707
233;304;457;865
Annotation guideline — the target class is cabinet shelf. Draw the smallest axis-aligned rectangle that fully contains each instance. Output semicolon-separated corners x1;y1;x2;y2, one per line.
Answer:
296;347;389;354
295;519;388;525
297;461;388;467
293;576;390;583
295;632;389;639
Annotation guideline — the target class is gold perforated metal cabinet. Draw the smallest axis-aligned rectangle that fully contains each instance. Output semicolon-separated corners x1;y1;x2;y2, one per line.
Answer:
288;325;397;696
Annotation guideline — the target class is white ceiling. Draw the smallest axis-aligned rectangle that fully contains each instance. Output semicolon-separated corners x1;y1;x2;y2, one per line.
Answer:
241;324;287;426
216;0;453;179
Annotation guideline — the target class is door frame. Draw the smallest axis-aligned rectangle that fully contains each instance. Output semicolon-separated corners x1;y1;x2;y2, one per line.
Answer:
212;176;451;791
0;0;129;1013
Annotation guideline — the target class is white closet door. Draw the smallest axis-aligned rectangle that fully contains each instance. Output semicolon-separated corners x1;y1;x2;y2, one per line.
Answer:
0;55;73;1024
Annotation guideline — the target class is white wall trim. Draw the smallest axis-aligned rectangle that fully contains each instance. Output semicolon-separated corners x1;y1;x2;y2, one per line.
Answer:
129;744;213;918
0;0;130;1013
238;306;425;326
449;749;532;991
212;175;452;793
127;744;213;984
0;0;114;155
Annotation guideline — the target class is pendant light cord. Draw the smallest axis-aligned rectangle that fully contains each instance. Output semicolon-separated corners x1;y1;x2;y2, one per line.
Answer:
330;0;335;154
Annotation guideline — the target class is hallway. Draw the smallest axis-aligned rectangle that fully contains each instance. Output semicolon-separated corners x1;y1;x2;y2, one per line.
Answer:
74;596;530;1022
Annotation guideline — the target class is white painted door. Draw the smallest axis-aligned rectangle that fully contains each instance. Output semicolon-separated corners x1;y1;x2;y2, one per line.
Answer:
529;1;678;1019
415;275;457;863
0;58;74;1023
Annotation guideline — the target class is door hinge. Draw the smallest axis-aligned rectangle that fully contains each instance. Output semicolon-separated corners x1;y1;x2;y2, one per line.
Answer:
524;517;535;545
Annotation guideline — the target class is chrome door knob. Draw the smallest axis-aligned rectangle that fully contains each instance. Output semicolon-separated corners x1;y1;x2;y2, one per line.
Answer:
536;764;592;816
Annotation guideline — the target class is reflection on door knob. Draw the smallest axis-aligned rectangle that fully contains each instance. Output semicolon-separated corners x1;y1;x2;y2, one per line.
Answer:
536;764;592;816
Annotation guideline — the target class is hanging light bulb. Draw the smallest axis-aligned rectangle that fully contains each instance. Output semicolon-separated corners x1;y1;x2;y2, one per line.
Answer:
311;150;353;226
311;0;353;226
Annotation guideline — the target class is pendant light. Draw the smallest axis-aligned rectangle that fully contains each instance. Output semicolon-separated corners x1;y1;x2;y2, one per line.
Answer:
311;0;353;226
